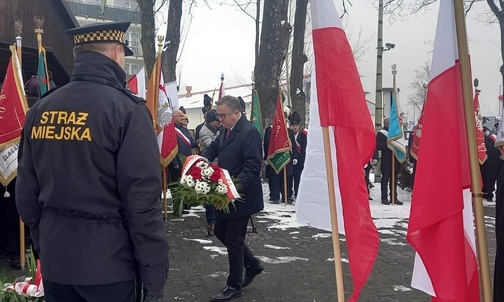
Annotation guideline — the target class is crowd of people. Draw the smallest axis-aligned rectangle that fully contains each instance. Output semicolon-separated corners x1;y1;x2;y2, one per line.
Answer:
3;19;504;302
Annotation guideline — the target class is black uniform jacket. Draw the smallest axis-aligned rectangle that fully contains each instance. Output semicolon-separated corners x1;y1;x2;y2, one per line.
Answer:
293;130;307;168
15;51;168;291
202;115;264;219
376;128;400;173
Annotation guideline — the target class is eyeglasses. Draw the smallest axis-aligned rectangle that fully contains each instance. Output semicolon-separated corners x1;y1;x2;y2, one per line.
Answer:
217;111;234;119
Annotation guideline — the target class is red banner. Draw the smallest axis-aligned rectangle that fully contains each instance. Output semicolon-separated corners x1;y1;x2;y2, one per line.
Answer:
0;45;27;148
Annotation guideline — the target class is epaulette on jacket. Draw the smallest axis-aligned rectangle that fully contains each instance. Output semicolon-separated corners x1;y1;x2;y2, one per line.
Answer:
119;88;146;105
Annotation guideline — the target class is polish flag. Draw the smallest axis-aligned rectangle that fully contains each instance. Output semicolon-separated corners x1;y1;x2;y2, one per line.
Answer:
406;0;480;300
296;1;378;301
127;67;146;99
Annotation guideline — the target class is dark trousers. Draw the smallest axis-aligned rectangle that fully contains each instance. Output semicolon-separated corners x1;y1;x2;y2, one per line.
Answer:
364;165;372;188
205;204;216;225
293;165;304;197
268;171;293;201
214;216;260;289
380;170;398;201
43;279;137;302
0;198;20;261
483;178;496;200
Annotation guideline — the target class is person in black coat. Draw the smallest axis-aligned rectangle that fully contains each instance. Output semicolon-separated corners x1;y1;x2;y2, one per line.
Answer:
374;118;403;205
202;96;264;302
0;178;20;269
15;21;168;302
169;109;199;182
288;111;307;198
481;126;502;201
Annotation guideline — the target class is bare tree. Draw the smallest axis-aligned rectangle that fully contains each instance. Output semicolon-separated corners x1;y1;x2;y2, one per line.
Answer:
384;0;504;104
254;0;291;125
408;61;430;111
289;0;308;128
136;0;157;76
162;0;183;83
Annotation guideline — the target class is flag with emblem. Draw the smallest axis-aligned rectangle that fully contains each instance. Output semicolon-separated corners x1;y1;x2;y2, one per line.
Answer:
406;0;479;300
37;46;50;96
296;1;378;300
146;51;177;167
266;88;291;174
0;45;27;189
250;89;264;141
387;75;407;163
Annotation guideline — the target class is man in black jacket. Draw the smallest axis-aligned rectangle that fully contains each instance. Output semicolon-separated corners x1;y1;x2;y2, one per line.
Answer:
16;21;168;302
202;96;264;301
289;112;307;198
168;109;198;182
374;118;403;205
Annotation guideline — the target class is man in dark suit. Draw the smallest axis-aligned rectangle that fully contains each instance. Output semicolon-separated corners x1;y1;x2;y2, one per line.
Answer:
374;118;403;205
289;112;307;198
202;96;264;302
169;109;198;182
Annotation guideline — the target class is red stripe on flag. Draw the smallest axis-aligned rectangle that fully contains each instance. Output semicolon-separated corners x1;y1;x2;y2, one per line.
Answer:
312;25;378;301
407;63;479;301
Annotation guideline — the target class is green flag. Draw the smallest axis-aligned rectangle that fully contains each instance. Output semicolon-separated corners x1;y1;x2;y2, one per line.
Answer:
250;89;264;141
37;47;49;96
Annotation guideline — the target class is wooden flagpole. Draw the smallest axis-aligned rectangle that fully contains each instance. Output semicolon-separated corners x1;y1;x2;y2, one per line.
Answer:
283;168;288;205
390;66;398;205
453;0;492;300
15;19;26;270
163;168;168;221
322;127;345;301
391;158;395;205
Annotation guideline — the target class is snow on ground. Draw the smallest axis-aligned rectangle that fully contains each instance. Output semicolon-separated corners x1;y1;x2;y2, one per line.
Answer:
176;175;495;268
257;256;309;264
264;244;290;250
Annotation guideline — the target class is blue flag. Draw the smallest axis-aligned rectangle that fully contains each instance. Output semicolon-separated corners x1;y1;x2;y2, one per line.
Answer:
387;80;406;163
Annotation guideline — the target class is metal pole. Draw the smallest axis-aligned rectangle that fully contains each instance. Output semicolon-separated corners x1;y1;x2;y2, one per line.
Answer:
373;0;384;184
374;0;384;131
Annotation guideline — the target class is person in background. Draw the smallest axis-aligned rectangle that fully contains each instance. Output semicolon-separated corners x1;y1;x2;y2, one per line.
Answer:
169;109;199;183
288;111;307;199
0;179;20;269
15;21;168;302
202;96;264;301
199;109;221;236
481;126;501;201
374;118;403;205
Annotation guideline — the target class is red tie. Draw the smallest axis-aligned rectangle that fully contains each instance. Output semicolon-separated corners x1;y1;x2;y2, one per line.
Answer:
226;130;231;139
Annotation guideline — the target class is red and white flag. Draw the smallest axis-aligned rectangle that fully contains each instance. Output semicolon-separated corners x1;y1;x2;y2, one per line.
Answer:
0;45;27;189
127;67;146;99
406;1;479;300
156;73;178;167
296;1;378;301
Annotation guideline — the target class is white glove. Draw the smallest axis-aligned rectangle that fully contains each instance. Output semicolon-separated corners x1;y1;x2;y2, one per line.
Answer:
263;160;269;166
293;159;298;165
371;159;378;165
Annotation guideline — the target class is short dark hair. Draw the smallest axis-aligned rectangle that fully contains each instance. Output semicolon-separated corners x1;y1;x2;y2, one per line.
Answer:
73;42;118;57
216;95;241;111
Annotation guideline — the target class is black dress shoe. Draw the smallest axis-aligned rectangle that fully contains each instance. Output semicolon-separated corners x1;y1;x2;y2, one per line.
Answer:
211;286;241;302
381;199;390;205
393;200;403;205
242;262;264;288
270;200;280;204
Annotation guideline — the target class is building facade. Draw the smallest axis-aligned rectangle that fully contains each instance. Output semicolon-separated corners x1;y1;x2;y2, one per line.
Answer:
66;0;144;77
